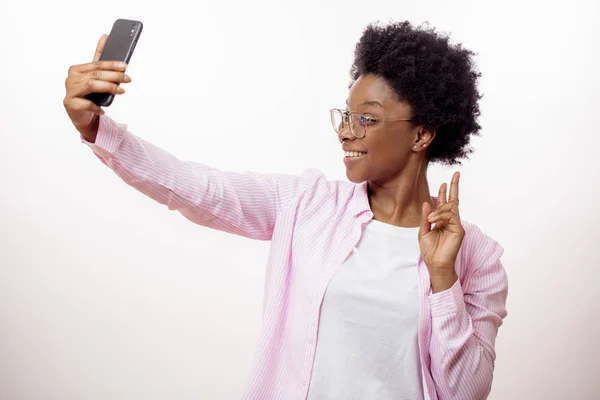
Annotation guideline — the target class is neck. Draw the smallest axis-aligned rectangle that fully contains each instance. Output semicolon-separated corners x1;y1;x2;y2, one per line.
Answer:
367;160;434;228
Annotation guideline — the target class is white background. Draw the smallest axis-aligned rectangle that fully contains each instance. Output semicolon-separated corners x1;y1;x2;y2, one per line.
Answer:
1;0;599;398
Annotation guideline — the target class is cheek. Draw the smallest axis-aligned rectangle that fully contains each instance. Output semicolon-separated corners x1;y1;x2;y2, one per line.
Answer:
365;133;409;168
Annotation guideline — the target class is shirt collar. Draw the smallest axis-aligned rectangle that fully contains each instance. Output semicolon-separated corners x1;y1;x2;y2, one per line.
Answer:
351;181;372;218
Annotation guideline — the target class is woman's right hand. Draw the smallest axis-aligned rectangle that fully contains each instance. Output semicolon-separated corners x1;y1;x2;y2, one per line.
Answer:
63;34;131;143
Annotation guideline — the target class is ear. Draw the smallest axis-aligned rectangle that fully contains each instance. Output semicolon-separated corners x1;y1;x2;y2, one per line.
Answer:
414;126;436;148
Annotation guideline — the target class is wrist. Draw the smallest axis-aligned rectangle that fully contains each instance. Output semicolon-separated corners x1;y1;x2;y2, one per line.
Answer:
428;264;457;278
429;269;458;293
77;115;99;144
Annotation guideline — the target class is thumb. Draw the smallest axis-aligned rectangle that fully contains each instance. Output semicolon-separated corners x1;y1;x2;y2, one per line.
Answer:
418;201;433;241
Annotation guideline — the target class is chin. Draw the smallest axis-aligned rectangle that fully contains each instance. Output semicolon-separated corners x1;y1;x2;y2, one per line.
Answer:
346;170;367;184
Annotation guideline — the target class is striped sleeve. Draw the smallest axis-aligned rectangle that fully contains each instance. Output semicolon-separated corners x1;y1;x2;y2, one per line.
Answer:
427;226;509;399
81;115;305;240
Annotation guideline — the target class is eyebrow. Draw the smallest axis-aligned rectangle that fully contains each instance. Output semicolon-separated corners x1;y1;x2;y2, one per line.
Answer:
345;99;384;108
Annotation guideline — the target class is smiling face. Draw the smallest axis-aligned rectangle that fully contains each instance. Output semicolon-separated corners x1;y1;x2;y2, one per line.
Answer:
339;74;423;184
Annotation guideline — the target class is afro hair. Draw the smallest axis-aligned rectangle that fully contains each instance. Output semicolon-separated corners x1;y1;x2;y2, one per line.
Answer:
350;21;483;165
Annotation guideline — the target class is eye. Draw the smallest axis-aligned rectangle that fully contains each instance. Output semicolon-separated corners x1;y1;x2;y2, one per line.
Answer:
357;114;378;126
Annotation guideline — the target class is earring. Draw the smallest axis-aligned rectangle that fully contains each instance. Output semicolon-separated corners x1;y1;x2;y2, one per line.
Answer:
422;144;427;147
413;145;418;149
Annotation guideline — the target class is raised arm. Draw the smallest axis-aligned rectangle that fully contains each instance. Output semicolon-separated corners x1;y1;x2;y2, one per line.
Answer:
83;115;303;240
427;227;508;399
64;36;304;240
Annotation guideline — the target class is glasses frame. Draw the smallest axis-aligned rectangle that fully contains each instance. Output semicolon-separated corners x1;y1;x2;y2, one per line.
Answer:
329;108;415;139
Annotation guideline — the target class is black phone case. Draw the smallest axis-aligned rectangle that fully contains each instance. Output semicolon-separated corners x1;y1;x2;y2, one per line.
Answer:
86;19;143;107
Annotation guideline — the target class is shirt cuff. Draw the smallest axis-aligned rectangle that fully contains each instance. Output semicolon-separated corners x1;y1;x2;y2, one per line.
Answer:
80;115;127;160
429;278;466;318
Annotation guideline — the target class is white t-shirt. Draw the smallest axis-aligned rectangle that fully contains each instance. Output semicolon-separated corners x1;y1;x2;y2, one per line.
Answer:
306;219;424;400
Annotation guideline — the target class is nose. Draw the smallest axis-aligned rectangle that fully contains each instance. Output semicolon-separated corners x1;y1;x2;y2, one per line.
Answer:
337;124;355;143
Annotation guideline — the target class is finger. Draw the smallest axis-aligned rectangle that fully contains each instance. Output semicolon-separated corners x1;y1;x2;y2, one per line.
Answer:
70;79;125;98
436;183;447;208
428;211;459;224
69;60;128;75
65;97;105;116
427;203;456;221
418;201;433;241
93;34;109;62
74;70;131;85
448;171;460;203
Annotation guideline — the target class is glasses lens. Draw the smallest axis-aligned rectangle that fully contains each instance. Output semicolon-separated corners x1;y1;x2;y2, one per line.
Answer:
348;113;365;138
331;109;344;133
330;110;366;137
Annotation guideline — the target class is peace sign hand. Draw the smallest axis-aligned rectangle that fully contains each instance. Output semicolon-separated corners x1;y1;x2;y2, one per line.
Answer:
418;171;465;275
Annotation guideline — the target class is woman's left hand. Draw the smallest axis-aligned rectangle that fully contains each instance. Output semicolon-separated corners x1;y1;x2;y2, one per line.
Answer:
419;171;465;277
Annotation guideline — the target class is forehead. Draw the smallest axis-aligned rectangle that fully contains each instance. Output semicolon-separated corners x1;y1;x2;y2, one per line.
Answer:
347;74;399;108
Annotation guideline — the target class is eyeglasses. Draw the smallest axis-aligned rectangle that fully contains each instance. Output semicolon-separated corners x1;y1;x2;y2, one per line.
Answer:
329;108;415;139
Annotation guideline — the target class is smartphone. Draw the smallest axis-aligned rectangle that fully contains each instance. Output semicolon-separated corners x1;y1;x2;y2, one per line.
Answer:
86;19;143;107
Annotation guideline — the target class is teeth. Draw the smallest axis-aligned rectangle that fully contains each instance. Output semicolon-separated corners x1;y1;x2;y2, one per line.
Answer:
345;151;366;158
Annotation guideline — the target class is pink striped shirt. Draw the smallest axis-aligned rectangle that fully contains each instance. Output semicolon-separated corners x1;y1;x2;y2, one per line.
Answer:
82;115;508;400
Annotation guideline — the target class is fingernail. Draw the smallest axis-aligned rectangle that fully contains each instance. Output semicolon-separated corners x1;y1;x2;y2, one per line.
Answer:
117;86;125;94
118;62;127;70
124;74;131;82
428;212;435;221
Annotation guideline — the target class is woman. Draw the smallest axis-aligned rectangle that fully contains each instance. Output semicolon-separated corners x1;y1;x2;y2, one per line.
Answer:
63;20;508;400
